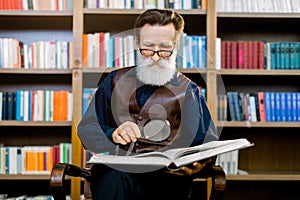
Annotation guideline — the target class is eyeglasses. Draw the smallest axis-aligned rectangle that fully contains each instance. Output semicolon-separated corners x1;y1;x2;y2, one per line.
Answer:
139;45;175;58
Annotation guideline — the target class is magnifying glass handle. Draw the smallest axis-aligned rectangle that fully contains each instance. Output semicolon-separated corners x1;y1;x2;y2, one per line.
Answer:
126;142;135;156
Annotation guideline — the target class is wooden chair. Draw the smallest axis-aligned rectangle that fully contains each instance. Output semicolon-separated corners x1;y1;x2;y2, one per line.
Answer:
50;161;226;200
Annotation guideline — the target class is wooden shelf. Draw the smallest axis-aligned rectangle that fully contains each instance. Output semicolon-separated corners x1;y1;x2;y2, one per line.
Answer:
0;10;73;16
218;69;300;76
82;67;207;74
178;68;207;74
0;174;50;180
217;12;300;18
0;69;72;74
218;121;300;128
0;120;71;127
82;68;117;73
84;8;206;15
227;174;300;181
0;174;72;180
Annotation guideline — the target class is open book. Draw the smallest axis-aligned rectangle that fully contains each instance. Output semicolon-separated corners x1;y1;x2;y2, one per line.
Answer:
87;138;253;171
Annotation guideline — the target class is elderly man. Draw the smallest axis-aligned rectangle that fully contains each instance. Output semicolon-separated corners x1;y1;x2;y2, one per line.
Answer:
78;8;218;200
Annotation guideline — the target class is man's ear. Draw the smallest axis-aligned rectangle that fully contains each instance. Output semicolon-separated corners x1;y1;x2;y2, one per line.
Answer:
134;38;139;49
174;34;181;49
175;39;180;50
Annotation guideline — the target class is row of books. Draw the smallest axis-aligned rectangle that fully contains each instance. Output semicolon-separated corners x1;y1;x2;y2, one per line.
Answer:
0;143;72;175
216;150;239;175
266;42;300;70
82;33;135;68
82;32;207;69
178;34;207;69
217;39;300;70
84;0;207;9
226;91;300;122
0;90;73;121
83;35;300;70
0;194;54;200
0;0;73;11
216;0;300;13
221;41;264;70
4;35;300;71
0;38;73;69
4;36;300;71
221;41;300;70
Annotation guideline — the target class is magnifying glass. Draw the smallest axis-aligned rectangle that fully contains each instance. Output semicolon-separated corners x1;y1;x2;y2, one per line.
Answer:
142;119;171;142
126;119;171;156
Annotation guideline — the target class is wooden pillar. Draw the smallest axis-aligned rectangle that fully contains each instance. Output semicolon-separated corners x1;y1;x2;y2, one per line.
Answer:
71;0;84;199
206;0;218;123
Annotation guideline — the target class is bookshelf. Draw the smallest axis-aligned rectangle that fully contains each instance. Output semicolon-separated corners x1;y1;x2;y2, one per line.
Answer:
215;1;300;200
0;5;73;199
1;0;299;199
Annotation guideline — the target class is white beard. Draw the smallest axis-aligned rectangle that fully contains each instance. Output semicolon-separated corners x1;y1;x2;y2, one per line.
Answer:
136;53;177;86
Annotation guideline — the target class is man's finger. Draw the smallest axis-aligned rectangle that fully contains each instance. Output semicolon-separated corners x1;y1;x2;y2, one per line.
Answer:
180;166;192;175
113;132;127;145
129;123;141;138
124;122;141;141
118;128;131;143
123;122;141;138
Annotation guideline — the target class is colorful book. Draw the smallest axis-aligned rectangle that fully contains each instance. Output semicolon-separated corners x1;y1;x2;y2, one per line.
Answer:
257;92;266;122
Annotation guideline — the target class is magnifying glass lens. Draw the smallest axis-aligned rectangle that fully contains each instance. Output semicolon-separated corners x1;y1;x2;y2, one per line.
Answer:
143;119;171;142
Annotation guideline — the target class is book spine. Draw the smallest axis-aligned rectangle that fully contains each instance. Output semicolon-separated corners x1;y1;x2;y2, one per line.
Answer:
291;92;297;122
230;42;237;69
264;92;271;122
275;92;282;122
225;41;231;69
7;92;15;120
237;41;244;69
221;41;226;69
270;92;276;122
297;92;300;121
280;92;287;122
227;92;236;121
257;92;266;122
285;92;292;122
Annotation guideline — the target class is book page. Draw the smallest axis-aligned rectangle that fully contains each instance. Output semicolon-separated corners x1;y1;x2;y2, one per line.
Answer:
162;138;251;160
173;139;253;167
88;153;170;166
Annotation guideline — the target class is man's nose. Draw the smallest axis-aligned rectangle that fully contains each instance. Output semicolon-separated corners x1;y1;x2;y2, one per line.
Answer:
151;52;161;62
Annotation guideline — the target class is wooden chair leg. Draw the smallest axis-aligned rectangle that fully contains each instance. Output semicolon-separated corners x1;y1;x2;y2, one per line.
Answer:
206;177;213;200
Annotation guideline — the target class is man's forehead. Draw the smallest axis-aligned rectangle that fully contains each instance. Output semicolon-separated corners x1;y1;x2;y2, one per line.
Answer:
140;24;177;41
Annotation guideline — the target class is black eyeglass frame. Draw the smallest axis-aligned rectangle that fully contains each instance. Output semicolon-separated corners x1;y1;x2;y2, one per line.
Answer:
139;44;176;58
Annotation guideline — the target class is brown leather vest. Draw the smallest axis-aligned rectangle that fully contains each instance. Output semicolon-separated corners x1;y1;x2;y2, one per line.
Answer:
111;66;190;153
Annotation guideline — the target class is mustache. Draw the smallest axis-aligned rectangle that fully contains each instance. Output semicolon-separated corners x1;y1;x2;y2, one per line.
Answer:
139;57;169;68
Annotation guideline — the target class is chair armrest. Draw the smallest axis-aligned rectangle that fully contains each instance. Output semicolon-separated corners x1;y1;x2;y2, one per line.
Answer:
50;163;91;200
211;165;226;199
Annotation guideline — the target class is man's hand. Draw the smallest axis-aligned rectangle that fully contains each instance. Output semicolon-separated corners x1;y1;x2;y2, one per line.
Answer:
112;121;141;145
165;158;213;176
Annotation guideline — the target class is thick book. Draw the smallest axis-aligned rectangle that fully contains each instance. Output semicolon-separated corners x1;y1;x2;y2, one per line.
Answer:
87;138;253;171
